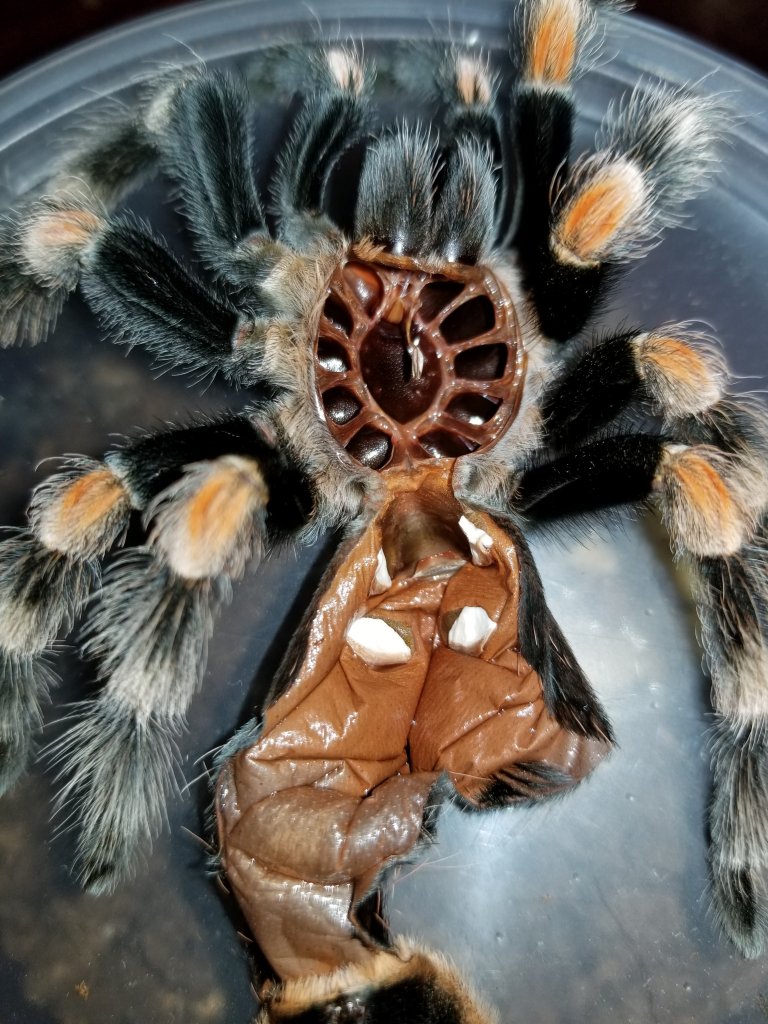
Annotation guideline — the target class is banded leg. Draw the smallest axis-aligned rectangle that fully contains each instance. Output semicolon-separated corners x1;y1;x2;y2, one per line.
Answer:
514;425;768;956
53;418;312;892
0;414;310;793
656;428;768;954
0;66;272;344
11;194;266;382
634;443;768;955
0;74;164;345
512;0;724;340
539;324;729;446
1;415;311;891
0;461;129;791
513;0;600;289
272;46;373;248
539;83;723;339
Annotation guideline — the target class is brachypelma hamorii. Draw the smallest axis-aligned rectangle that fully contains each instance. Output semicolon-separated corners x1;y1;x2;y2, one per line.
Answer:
0;0;767;1021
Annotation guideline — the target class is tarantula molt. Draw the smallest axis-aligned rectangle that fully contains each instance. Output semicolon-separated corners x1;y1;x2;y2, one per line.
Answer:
1;0;767;1021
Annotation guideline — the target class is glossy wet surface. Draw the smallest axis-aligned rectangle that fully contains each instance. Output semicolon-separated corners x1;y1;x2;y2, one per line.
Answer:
316;255;523;468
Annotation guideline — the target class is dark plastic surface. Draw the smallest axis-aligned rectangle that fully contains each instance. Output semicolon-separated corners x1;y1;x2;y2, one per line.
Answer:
1;3;768;1022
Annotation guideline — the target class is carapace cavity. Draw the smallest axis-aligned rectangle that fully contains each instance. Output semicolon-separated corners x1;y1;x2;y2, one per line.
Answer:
314;254;526;470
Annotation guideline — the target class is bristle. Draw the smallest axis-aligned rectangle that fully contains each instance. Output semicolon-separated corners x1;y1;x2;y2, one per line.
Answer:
151;69;268;278
46;549;232;889
0;531;95;800
48;696;179;893
254;43;375;98
596;82;726;229
0;215;66;346
687;398;768;491
80;215;241;380
548;83;726;268
0;532;97;655
82;549;230;721
433;140;496;264
655;445;753;558
524;0;594;86
389;43;497;112
324;46;369;96
355;125;438;256
0;187;105;346
694;541;768;725
514;524;614;741
634;328;727;419
29;458;131;558
552;157;648;264
272;62;371;242
17;190;105;289
452;52;496;107
147;455;268;580
709;717;768;958
0;484;106;796
0;652;56;794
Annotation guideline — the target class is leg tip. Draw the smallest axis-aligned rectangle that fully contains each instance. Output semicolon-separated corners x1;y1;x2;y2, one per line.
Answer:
257;941;499;1024
712;863;768;959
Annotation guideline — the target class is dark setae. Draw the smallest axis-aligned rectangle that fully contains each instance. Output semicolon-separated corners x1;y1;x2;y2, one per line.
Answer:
0;1;767;1021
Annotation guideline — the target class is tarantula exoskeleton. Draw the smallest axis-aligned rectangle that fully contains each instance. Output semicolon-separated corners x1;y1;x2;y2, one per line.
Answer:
1;0;767;1021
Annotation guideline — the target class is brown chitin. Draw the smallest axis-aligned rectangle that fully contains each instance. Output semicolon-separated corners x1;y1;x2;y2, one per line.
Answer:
216;463;607;1019
313;251;526;470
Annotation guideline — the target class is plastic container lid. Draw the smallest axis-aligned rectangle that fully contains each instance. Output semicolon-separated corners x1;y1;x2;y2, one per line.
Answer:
1;3;767;1021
